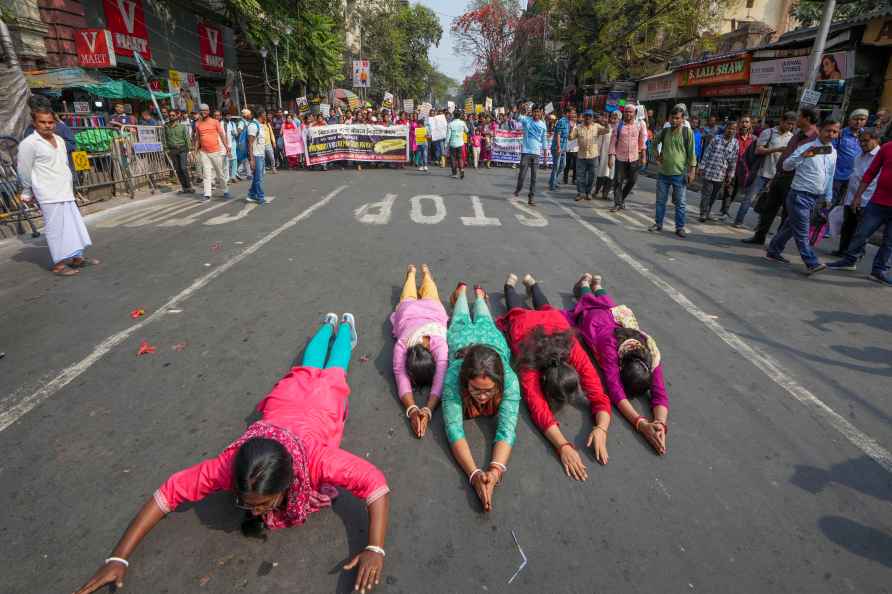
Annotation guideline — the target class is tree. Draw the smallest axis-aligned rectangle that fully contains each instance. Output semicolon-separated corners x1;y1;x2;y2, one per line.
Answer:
354;3;445;103
790;0;886;28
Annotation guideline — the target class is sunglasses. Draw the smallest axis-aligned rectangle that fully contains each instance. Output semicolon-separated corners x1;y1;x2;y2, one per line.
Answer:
234;492;283;512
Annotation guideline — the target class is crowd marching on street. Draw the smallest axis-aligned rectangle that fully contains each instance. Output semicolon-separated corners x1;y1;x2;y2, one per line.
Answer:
14;94;892;286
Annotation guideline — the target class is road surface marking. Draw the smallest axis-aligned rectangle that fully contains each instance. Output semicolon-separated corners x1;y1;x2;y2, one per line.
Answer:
125;201;208;227
204;196;276;226
410;194;446;224
355;194;397;225
460;195;501;226
158;199;233;227
93;200;180;228
0;186;348;434
509;198;548;227
552;197;892;474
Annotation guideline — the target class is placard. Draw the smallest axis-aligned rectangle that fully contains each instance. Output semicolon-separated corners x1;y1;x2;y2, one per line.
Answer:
544;102;554;115
71;151;91;171
352;60;370;88
320;103;331;118
464;97;474;113
73;102;91;114
485;97;493;112
382;92;394;111
168;70;201;113
800;88;822;107
447;101;455;114
296;96;309;115
429;114;447;141
491;129;553;165
403;99;414;113
419;102;432;118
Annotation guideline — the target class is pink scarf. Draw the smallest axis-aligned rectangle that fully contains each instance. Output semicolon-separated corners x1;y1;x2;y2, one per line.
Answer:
227;421;335;530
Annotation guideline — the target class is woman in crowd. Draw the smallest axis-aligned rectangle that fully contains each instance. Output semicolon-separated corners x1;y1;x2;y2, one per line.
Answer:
281;112;304;169
391;265;448;438
481;114;495;168
594;111;619;200
565;274;669;455
497;273;611;481
442;283;520;512
74;315;390;594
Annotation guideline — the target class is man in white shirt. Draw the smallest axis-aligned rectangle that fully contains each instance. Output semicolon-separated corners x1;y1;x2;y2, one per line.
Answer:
245;110;267;204
733;111;796;227
834;129;880;255
17;105;97;276
766;118;841;275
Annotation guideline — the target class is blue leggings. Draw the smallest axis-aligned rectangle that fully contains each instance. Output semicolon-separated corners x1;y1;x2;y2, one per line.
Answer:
301;322;353;371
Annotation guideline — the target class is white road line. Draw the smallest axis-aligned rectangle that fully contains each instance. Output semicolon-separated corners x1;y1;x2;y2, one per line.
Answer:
0;185;348;434
125;201;208;227
158;199;234;227
552;197;892;474
93;201;179;228
204;196;276;226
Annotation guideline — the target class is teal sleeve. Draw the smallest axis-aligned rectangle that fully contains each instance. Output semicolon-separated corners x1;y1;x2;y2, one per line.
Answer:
442;361;466;444
494;368;521;446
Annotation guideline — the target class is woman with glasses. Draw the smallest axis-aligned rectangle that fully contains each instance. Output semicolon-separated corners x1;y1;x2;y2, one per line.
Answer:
497;273;611;481
74;315;390;594
565;274;670;456
441;283;520;513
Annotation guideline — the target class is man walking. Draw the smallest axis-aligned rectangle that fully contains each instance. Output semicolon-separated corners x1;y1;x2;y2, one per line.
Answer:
831;108;868;205
569;109;609;202
742;108;819;245
697;120;738;222
548;107;572;191
651;107;697;237
831;129;880;257
246;110;268;204
827;129;892;285
193;103;231;202
447;110;469;179
608;103;647;211
765;118;840;275
717;115;755;221
17;104;97;276
163;109;193;194
733;111;796;227
513;104;547;205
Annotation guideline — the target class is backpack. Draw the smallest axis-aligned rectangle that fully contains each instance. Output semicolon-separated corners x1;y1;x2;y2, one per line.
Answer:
237;120;257;161
659;125;693;164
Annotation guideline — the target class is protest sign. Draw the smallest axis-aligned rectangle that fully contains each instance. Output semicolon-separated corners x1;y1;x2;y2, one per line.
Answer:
429;114;448;141
305;124;409;165
545;102;554;115
447;101;455;113
464;97;474;113
383;92;394;111
403;99;414;113
491;129;553;165
320;103;331;117
282;125;305;159
485;97;493;112
297;96;309;115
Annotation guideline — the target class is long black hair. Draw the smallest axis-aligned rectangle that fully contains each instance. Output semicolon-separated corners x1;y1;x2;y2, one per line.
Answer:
615;327;653;398
234;438;293;538
406;344;436;390
516;328;578;410
457;344;504;397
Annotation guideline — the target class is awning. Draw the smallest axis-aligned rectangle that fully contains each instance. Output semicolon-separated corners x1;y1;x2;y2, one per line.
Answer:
25;67;110;89
79;80;175;100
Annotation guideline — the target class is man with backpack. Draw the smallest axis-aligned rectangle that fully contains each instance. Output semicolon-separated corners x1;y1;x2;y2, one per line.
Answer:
651;106;697;238
716;115;755;221
732;112;796;227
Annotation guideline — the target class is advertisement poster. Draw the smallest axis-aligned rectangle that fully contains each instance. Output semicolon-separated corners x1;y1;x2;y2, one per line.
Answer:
429;114;447;141
75;28;117;68
749;51;851;85
352;60;370;88
305;124;409;165
491;130;553;165
168;70;201;113
198;23;225;73
102;0;151;60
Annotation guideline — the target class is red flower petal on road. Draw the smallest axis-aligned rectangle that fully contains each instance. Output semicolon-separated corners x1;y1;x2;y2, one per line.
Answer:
211;242;222;252
172;342;187;352
137;340;156;356
130;308;145;319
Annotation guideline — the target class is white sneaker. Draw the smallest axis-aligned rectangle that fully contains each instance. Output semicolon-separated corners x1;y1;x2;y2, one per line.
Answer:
423;166;429;171
340;313;358;348
505;273;518;287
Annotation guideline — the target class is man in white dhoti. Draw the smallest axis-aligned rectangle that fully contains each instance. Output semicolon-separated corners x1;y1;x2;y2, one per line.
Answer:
17;105;97;276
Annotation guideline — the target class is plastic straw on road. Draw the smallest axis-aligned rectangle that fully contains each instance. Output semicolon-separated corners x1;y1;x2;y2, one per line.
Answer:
507;529;527;584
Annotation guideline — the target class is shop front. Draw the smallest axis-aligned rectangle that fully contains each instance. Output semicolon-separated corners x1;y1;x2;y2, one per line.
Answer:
636;71;697;126
675;53;757;121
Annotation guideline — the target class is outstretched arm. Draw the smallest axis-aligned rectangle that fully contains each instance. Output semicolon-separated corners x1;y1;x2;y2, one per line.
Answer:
73;497;165;594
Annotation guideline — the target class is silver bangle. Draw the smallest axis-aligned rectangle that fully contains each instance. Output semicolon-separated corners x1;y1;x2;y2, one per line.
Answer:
489;461;507;473
405;405;420;419
468;468;483;485
365;545;386;557
420;406;432;419
105;557;129;568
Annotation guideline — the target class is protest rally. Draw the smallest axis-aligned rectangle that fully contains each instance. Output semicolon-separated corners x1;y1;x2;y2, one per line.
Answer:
1;1;891;593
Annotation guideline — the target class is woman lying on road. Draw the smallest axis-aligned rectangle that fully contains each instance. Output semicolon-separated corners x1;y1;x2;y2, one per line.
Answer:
391;264;449;438
442;283;520;512
74;314;390;594
497;273;611;480
565;274;670;455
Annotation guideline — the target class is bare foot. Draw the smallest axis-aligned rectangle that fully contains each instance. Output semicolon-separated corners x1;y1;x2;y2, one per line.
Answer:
421;264;430;276
590;274;603;291
450;282;467;307
50;264;79;276
474;284;488;301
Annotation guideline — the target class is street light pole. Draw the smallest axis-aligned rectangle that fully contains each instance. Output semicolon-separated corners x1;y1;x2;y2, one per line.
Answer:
273;39;282;111
802;0;837;96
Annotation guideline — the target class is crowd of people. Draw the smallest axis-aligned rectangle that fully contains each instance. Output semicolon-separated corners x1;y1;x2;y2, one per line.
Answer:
74;265;667;593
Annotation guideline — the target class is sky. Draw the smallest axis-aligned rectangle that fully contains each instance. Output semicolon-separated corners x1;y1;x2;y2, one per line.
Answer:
414;0;470;84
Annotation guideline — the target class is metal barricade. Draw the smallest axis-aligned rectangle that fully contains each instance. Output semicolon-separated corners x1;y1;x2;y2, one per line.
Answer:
118;125;176;194
71;127;133;202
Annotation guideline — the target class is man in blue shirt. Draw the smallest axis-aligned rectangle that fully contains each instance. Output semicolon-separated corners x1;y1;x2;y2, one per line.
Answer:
513;104;547;205
831;108;868;204
548;107;573;191
766;118;840;275
447;110;469;179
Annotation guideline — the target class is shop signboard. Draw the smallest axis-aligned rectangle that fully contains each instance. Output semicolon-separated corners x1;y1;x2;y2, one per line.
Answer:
750;51;852;85
73;101;91;114
75;28;117;68
198;23;225;73
862;16;892;46
678;56;750;87
800;88;822;107
700;84;764;97
102;0;152;60
637;72;677;102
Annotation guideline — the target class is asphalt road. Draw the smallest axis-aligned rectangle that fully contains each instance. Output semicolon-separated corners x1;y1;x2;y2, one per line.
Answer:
1;163;890;594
